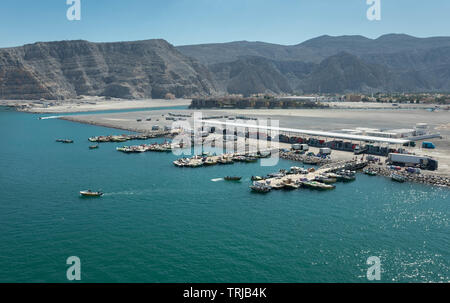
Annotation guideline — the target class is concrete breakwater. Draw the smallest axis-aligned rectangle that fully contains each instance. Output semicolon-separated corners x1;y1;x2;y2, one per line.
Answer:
279;151;332;166
88;132;169;143
366;164;450;188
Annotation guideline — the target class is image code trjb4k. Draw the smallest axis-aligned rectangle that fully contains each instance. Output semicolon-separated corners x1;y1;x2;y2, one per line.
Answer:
0;0;449;288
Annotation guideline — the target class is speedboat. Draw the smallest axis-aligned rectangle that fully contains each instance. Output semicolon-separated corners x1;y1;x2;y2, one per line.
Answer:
80;190;103;197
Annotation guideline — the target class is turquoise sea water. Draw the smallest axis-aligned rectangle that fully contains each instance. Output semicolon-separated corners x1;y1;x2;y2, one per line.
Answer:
0;107;448;283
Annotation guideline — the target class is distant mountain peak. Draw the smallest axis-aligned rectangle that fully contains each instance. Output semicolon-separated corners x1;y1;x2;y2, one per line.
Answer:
376;33;418;41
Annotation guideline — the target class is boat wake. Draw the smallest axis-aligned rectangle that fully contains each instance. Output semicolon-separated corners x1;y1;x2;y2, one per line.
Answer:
103;190;144;196
39;116;62;120
211;178;224;182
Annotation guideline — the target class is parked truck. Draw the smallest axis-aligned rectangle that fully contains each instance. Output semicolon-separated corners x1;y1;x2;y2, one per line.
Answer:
292;144;309;152
422;142;435;149
388;153;438;171
319;147;332;156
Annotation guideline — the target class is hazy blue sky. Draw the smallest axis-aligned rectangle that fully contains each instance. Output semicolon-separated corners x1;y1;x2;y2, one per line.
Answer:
0;0;449;47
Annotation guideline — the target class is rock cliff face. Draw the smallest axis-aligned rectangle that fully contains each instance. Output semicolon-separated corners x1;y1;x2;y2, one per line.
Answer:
2;34;450;100
0;39;217;100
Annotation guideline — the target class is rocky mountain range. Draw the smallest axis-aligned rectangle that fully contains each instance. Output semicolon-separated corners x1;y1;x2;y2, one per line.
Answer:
178;34;450;95
1;34;449;100
0;39;217;100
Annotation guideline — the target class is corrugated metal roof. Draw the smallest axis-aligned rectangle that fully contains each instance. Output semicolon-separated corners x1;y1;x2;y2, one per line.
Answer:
198;120;410;144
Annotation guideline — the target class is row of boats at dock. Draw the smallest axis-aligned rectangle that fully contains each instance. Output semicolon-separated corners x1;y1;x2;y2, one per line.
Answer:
249;166;358;193
116;141;181;153
173;151;271;168
88;133;163;143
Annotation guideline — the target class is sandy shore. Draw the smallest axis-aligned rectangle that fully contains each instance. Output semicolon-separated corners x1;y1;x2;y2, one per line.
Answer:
0;98;191;113
60;107;450;177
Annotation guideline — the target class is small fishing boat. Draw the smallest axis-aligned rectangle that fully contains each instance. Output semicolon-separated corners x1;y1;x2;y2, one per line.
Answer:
314;175;337;184
303;158;320;165
232;155;247;162
56;139;74;143
391;173;406;183
188;160;203;168
282;179;301;190
79;190;103;197
258;151;271;158
325;173;340;179
363;168;377;176
173;159;188;167
251;176;264;181
244;156;258;163
224;176;242;181
250;182;271;193
337;170;356;182
217;157;233;165
303;181;335;190
341;175;356;182
269;182;285;190
203;158;218;166
290;166;308;174
116;146;132;153
89;145;99;150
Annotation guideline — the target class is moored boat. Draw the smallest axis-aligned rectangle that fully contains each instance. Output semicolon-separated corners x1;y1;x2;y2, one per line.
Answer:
314;175;337;184
217;157;234;165
203;158;218;166
258;151;271;158
89;145;99;150
250;182;271;193
244;156;258;163
363;168;377;176
391;173;406;183
282;179;301;190
251;176;264;181
303;181;335;190
336;170;356;182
